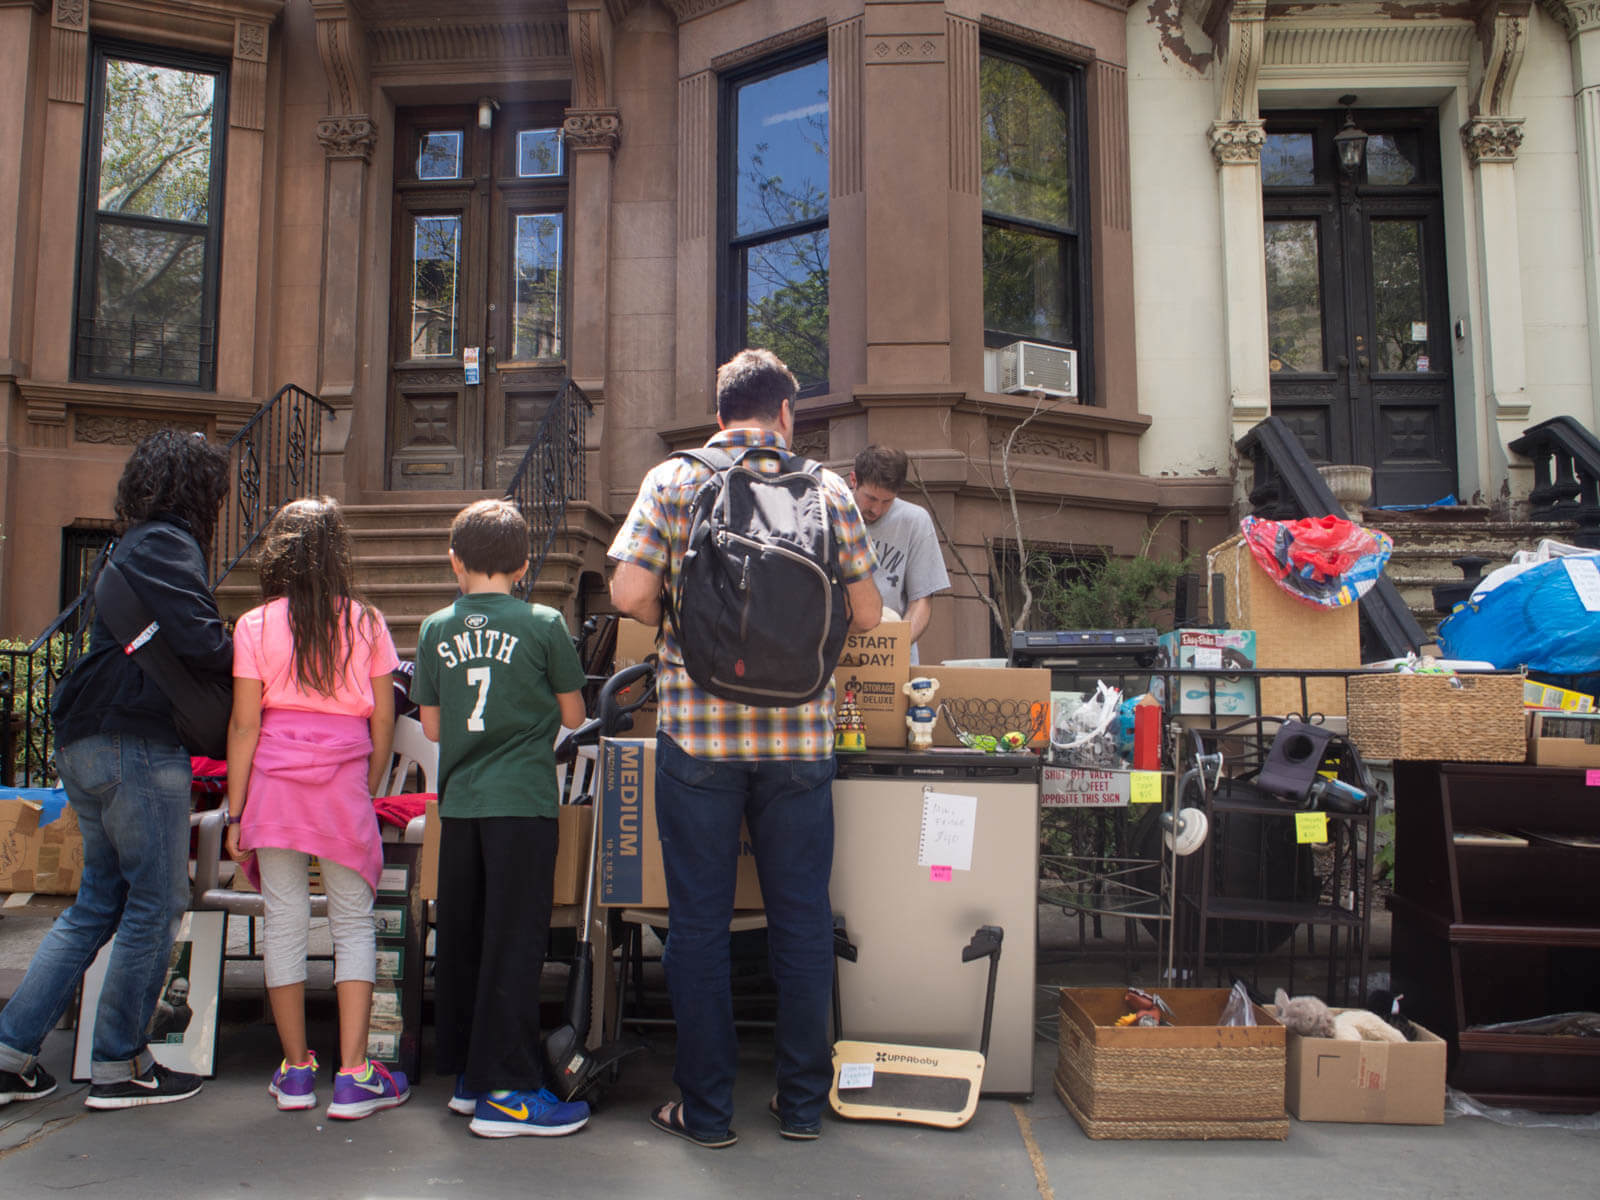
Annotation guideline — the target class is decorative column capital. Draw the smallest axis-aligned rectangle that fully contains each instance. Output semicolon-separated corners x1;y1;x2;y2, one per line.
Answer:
1209;119;1265;167
563;108;621;154
316;114;378;161
1538;0;1600;39
1463;117;1525;164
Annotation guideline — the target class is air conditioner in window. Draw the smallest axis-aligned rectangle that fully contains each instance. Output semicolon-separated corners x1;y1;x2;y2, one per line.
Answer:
993;340;1077;399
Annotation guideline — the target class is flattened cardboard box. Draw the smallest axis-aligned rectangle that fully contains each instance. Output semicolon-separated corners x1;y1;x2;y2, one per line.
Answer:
835;621;910;748
1285;1017;1447;1124
598;738;761;908
1527;710;1600;768
923;666;1051;749
0;794;84;895
612;618;659;738
419;797;592;907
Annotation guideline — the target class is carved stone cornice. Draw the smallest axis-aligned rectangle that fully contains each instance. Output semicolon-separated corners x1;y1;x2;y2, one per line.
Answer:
978;15;1095;64
662;0;739;21
366;18;566;71
1209;118;1264;166
562;108;620;153
1541;0;1600;36
987;426;1099;466
569;3;612;110
1214;0;1265;124
317;113;378;161
710;19;826;72
1463;116;1525;163
1474;3;1530;118
311;1;368;117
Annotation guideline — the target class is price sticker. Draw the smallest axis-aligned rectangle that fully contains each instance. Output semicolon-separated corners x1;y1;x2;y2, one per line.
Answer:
1130;772;1161;804
1588;769;1600;788
929;865;952;882
1295;812;1329;844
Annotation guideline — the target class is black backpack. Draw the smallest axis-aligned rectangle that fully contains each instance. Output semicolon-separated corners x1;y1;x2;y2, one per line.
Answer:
666;445;852;707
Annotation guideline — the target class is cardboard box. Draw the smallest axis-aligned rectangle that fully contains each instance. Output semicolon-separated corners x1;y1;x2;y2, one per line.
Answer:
835;621;911;748
1159;628;1258;716
418;797;593;905
597;738;762;908
612;618;658;737
1524;680;1596;713
1285;1017;1447;1124
0;791;84;895
1208;534;1359;717
1054;987;1287;1139
1527;710;1600;768
922;665;1051;749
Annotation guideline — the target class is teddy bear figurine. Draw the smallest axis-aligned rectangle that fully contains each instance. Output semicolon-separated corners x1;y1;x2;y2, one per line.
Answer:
903;676;941;749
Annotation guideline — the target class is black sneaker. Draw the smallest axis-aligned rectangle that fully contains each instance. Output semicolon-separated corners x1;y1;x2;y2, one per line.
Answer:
85;1061;202;1110
0;1063;58;1104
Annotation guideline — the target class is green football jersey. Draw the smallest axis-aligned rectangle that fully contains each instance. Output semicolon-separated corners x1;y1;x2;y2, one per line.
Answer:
411;593;586;819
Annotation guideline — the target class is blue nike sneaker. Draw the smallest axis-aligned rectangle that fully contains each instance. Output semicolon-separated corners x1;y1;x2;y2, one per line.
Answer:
469;1087;589;1137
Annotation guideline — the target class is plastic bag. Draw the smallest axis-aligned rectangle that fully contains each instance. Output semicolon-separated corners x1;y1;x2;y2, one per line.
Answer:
1219;980;1257;1027
1239;515;1394;609
1051;680;1122;767
1439;552;1600;675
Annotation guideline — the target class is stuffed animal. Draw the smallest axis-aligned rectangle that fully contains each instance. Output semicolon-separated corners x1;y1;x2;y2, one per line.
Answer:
1272;989;1335;1039
1334;1009;1408;1043
903;676;941;749
1366;988;1417;1041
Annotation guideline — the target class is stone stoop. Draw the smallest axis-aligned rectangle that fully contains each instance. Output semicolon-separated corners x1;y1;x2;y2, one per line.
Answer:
214;501;607;660
1370;508;1578;643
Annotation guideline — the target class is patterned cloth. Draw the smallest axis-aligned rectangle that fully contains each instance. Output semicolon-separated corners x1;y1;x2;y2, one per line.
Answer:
608;427;877;761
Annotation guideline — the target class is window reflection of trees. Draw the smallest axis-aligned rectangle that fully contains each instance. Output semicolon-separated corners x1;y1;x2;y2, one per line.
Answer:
411;216;461;358
1265;220;1323;373
1371;220;1424;373
513;214;562;361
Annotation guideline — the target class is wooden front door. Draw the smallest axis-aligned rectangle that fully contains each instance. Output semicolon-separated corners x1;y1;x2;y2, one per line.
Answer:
1262;109;1456;507
387;106;569;490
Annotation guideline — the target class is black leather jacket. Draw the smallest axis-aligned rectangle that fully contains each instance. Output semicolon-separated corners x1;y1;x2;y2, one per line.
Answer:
51;514;233;751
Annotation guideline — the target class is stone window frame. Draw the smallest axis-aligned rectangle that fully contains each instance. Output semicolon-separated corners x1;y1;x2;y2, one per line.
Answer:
715;40;831;397
977;37;1091;400
72;38;231;393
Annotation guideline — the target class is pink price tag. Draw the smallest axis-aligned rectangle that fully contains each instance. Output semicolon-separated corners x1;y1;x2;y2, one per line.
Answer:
930;865;952;882
1588;769;1600;787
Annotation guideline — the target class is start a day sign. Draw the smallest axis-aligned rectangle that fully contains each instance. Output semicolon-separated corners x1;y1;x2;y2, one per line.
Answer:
1041;766;1131;808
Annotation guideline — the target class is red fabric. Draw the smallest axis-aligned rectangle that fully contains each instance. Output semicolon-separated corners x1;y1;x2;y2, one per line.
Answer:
191;756;227;777
372;794;432;830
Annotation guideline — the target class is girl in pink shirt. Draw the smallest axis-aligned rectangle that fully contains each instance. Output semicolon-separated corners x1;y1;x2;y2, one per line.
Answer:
224;497;409;1118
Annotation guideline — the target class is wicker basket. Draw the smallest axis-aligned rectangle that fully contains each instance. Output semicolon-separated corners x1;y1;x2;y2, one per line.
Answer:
1346;672;1525;762
1054;988;1287;1140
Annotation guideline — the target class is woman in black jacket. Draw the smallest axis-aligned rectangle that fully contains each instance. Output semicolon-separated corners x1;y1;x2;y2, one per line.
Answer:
0;430;232;1111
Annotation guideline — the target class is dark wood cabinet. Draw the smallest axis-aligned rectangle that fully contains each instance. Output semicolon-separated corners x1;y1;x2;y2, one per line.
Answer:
1389;762;1600;1111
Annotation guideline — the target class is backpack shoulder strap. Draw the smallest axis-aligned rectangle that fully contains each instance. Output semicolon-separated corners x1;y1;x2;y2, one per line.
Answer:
672;447;735;475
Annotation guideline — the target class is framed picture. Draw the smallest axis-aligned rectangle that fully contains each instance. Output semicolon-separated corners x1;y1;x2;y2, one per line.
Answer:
73;910;225;1081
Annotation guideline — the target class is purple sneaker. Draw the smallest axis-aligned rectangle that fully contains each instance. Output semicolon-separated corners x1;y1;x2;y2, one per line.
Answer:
448;1074;480;1116
268;1053;319;1111
327;1060;410;1120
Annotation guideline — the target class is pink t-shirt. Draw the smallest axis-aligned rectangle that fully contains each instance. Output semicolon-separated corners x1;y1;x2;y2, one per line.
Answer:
233;597;400;716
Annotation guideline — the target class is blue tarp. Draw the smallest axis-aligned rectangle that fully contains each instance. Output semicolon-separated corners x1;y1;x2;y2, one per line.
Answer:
1439;554;1600;675
1;786;70;825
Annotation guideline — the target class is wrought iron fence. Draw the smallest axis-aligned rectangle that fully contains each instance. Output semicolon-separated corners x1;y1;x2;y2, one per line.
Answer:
1508;415;1600;549
503;378;591;601
1;384;334;785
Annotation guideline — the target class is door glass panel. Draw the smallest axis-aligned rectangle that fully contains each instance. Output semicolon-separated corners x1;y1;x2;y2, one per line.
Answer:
411;214;461;358
418;132;463;180
1261;132;1314;188
99;60;215;221
1365;133;1421;187
983;224;1071;347
90;222;206;381
1264;219;1324;373
744;226;829;391
1372;219;1426;372
980;53;1074;229
513;213;562;361
734;58;829;238
517;129;563;178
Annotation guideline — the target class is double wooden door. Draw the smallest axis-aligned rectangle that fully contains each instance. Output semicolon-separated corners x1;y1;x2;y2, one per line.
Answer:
1262;110;1456;507
387;105;569;490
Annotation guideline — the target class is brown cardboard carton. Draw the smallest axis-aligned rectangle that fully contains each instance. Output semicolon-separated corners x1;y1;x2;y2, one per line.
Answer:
419;798;440;901
419;797;590;906
597;738;762;908
923;665;1052;749
1207;533;1359;717
1285;1017;1447;1124
611;618;658;737
835;621;911;748
0;796;84;895
1527;710;1600;768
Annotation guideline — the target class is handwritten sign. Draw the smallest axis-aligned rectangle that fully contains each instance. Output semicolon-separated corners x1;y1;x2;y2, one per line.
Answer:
838;1062;874;1090
929;865;952;882
1295;812;1329;844
917;791;976;872
1130;772;1161;804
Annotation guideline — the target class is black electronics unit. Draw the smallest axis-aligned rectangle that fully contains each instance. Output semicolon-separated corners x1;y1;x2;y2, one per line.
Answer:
1009;628;1161;667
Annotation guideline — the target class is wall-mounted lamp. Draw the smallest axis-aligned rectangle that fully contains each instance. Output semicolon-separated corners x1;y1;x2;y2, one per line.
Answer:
1333;95;1368;177
477;97;499;130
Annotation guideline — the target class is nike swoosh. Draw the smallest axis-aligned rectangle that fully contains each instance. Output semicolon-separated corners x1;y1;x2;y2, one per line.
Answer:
20;1073;39;1087
486;1100;529;1120
351;1076;388;1095
129;1076;160;1090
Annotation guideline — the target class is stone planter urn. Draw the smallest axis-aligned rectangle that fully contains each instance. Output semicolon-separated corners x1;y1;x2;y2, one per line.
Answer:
1317;464;1373;522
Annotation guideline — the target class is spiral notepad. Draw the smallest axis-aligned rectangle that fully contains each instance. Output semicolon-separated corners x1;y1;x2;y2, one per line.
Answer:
917;790;977;872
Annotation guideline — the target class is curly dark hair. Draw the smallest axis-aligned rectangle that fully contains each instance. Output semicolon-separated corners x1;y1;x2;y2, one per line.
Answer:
256;496;378;697
113;429;231;549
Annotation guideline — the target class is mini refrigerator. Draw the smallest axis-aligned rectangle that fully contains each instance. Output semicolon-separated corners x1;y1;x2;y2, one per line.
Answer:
831;750;1040;1096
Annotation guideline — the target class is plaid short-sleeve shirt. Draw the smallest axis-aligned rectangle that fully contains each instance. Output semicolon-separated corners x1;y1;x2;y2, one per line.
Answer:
607;428;877;761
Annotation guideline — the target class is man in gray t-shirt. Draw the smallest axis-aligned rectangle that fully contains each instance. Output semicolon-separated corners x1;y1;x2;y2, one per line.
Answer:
850;445;952;664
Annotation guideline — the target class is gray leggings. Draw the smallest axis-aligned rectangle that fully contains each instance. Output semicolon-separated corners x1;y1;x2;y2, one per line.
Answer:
254;847;376;988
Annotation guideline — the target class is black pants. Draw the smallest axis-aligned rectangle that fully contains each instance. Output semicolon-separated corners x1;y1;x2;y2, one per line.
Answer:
434;815;558;1092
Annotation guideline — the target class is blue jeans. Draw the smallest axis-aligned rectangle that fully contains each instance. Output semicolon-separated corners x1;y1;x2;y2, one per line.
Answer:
0;733;192;1084
654;734;836;1139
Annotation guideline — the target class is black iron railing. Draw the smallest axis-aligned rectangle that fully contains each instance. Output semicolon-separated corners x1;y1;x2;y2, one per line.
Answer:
1508;415;1600;549
1236;416;1425;659
1;384;335;786
503;378;591;601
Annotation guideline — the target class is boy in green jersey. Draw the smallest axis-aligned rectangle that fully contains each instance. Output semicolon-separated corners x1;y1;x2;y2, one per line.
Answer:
413;499;589;1138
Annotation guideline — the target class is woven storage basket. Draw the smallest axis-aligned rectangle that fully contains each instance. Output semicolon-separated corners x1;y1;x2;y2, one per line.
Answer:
1054;988;1287;1140
1346;672;1525;762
